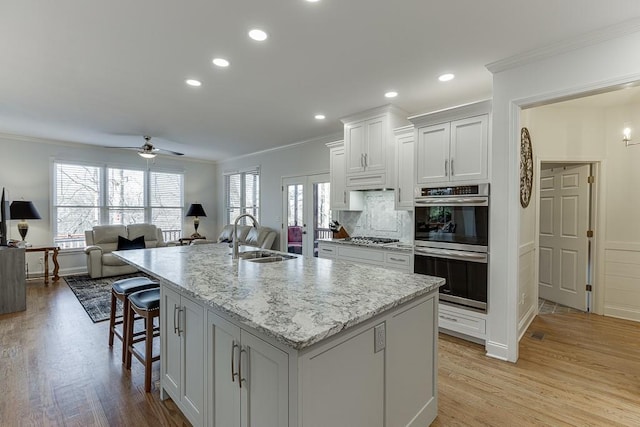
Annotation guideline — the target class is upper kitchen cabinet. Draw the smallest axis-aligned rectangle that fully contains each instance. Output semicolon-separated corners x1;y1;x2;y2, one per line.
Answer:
410;100;491;186
342;105;409;190
327;141;364;211
394;125;415;210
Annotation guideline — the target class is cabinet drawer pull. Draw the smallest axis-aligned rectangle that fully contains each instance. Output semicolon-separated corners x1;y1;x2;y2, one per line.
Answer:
231;341;239;383
440;315;458;322
389;257;406;262
322;248;333;252
238;347;247;388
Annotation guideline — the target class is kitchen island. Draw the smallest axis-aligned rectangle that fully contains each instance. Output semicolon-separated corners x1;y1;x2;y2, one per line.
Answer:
114;243;444;427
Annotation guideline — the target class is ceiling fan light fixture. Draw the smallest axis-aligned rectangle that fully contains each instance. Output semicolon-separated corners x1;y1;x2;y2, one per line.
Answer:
138;151;157;159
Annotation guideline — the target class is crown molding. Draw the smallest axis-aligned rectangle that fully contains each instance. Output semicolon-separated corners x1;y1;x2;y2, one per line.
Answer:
487;17;640;74
340;104;408;124
408;99;492;127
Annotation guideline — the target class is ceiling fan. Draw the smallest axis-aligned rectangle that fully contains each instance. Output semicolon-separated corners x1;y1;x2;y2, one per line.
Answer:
118;136;184;159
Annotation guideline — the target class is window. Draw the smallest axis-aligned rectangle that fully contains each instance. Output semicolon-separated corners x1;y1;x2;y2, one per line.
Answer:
53;162;184;248
225;168;260;225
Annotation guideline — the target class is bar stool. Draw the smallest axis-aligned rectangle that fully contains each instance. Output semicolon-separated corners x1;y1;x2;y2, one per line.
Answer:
125;288;161;392
108;277;159;363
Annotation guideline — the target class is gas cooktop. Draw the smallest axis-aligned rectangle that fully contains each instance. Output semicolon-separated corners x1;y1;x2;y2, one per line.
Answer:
342;236;400;246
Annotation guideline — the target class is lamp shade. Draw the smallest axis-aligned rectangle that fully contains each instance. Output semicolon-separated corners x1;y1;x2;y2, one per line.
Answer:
186;203;206;217
10;201;41;220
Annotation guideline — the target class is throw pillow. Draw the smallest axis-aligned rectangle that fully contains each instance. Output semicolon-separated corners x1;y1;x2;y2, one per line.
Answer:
117;235;145;250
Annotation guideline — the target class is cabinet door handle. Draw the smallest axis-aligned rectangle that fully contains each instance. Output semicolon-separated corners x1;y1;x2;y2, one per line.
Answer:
343;190;346;204
364;153;368;167
238;347;247;388
444;159;448;176
360;153;364;167
177;307;184;336
173;304;179;334
398;187;401;203
231;341;239;383
451;158;454;176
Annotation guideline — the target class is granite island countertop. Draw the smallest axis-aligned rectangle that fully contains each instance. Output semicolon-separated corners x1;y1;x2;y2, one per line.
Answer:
113;243;443;350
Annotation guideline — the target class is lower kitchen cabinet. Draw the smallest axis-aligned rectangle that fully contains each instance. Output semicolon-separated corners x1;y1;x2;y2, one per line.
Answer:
207;311;289;427
438;302;487;342
161;286;206;426
317;241;412;273
300;292;437;427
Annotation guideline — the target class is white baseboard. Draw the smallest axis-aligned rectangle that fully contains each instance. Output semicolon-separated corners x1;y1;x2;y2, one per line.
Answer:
518;304;537;341
604;306;640;322
485;340;510;361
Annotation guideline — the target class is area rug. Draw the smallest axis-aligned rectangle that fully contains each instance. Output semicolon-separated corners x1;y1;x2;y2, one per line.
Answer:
64;272;155;323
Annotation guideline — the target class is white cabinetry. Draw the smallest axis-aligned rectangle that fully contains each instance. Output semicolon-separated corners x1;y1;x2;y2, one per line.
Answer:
410;100;491;186
300;292;437;427
161;286;206;426
207;311;289;427
327;141;363;211
438;302;487;342
342;105;409;190
317;241;412;273
395;125;415;210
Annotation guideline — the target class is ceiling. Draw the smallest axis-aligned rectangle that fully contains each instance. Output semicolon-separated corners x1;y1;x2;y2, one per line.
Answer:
3;1;640;162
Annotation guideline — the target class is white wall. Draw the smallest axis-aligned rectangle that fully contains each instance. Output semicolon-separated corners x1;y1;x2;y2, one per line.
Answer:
489;25;640;362
215;136;337;248
0;134;216;276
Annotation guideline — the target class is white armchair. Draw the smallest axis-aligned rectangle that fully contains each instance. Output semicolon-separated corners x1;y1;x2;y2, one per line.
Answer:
84;224;166;278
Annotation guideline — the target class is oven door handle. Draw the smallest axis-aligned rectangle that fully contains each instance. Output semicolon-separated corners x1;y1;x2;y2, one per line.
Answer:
414;197;488;206
414;247;488;263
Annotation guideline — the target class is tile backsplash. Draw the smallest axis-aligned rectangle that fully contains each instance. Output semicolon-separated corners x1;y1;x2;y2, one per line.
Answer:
337;190;413;242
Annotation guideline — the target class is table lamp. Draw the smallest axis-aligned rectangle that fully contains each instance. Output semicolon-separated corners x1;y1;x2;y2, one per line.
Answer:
186;203;206;238
10;200;42;247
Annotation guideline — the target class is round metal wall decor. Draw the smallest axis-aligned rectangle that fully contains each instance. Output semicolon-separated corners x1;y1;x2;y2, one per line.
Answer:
520;127;533;208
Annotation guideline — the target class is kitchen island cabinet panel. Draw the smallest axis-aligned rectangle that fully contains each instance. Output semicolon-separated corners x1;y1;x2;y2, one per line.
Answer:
160;286;205;426
207;310;289;427
386;295;437;426
300;325;384;427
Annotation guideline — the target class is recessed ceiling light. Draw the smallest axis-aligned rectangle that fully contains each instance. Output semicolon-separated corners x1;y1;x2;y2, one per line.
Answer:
212;58;230;68
185;79;202;87
306;0;320;2
315;114;326;120
248;28;268;42
385;91;398;98
438;73;455;82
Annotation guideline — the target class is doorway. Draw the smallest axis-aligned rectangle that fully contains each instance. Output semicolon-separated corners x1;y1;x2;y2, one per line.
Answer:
537;162;595;312
281;173;331;257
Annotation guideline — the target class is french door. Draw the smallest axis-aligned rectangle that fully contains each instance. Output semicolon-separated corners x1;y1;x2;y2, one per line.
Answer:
281;174;331;257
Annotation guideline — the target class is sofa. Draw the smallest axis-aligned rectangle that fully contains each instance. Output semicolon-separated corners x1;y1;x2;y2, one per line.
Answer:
84;224;166;278
190;224;277;250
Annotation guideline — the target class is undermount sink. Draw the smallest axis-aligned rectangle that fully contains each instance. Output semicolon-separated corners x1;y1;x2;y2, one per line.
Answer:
236;250;297;263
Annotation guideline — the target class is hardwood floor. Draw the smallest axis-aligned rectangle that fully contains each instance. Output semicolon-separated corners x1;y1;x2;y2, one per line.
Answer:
0;279;189;426
434;313;640;426
2;279;640;426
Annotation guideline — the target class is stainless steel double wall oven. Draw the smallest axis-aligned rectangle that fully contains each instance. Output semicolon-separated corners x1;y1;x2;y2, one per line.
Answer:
414;184;489;311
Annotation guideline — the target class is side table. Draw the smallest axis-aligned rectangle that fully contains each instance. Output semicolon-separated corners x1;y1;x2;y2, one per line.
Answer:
178;236;206;246
25;246;60;285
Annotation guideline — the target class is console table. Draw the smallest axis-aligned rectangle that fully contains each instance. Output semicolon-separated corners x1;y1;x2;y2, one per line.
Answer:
0;247;26;314
25;246;60;285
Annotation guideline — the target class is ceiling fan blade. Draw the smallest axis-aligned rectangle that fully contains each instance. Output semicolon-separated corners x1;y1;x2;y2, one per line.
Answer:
156;148;184;156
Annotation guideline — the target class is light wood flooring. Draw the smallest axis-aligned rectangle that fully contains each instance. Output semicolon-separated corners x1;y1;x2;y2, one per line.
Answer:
2;279;640;426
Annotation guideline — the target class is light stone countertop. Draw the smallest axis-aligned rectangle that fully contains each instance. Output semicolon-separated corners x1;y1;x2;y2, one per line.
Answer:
113;243;443;350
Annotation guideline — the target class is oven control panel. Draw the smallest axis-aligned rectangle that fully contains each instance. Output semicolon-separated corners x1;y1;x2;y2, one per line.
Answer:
419;184;485;197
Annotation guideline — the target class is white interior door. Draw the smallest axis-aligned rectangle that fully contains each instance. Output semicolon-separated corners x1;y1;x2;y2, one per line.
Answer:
538;164;590;311
282;174;330;257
